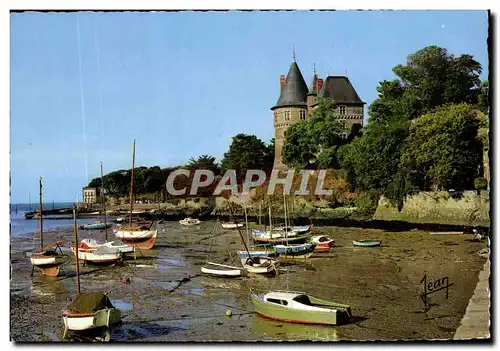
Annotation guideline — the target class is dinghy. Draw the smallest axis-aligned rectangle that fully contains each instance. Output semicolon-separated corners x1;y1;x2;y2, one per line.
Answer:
79;221;110;230
251;291;352;326
72;245;122;265
242;256;279;275
221;222;244;229
63;292;121;332
179;217;201;226
201;262;243;278
311;235;334;253
352;240;381;247
79;238;134;254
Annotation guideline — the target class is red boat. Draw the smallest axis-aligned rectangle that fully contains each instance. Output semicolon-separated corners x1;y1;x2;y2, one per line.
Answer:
311;235;334;253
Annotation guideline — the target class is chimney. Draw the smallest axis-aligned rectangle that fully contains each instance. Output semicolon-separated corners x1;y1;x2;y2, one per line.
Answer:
280;75;286;90
316;78;324;95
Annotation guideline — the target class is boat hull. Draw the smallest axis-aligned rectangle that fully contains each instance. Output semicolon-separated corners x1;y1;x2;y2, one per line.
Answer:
222;223;244;229
352;240;381;247
114;228;157;249
253;235;310;245
251;294;350;326
201;265;242;278
71;248;122;264
30;253;66;276
63;308;121;331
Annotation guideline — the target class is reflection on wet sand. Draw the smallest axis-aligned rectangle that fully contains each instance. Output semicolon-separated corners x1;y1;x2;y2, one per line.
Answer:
30;276;67;297
251;314;339;341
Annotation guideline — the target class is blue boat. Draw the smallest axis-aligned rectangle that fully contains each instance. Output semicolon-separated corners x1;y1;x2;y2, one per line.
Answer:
352;240;381;247
274;243;316;259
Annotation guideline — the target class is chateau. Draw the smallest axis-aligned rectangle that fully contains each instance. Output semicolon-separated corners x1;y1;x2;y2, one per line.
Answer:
271;58;365;169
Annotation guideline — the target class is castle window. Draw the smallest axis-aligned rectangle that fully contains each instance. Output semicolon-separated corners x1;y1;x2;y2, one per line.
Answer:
284;111;291;121
300;110;306;120
339;106;346;115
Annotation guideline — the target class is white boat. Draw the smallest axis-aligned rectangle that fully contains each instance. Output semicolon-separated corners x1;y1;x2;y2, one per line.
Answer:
114;225;157;250
179;217;201;226
116;217;125;223
221;222;244;229
242;256;279;275
71;245;122;264
63;292;121;332
80;238;135;254
201;262;243;278
275;225;313;234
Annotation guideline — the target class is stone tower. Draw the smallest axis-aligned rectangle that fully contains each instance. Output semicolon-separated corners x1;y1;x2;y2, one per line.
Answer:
270;59;309;169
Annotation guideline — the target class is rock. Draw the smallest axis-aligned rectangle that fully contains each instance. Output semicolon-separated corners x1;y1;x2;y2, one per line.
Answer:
225;310;232;317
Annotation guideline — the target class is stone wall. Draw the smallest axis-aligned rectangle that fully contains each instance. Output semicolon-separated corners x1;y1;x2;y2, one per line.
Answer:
373;191;490;227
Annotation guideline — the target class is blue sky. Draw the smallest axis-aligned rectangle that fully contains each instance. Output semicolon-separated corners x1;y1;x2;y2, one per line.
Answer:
10;10;489;203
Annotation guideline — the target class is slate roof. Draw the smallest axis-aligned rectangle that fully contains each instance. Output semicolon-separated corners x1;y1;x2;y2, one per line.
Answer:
271;62;309;110
307;73;319;96
318;76;365;104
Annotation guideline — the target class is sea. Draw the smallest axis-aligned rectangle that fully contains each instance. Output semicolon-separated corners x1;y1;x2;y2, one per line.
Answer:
9;202;101;237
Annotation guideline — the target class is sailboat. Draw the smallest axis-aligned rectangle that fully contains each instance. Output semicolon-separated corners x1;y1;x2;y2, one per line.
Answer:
63;207;121;339
77;162;134;255
30;177;68;277
201;220;244;278
114;140;158;249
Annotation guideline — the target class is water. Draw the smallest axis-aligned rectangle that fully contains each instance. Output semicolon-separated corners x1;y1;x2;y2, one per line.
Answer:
10;202;101;237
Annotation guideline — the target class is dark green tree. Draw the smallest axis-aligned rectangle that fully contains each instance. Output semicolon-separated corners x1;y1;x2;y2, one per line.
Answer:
187;155;220;174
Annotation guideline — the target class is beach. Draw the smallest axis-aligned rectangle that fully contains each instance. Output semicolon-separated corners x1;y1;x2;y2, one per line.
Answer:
10;221;488;342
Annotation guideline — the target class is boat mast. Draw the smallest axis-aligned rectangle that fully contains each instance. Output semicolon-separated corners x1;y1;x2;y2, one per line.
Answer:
128;139;136;227
39;177;43;251
100;161;108;241
268;197;272;230
243;195;249;246
73;206;81;294
283;186;288;246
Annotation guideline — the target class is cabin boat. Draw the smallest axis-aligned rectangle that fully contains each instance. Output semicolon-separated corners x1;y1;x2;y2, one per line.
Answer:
114;223;157;250
63;292;121;333
311;235;334;253
79;221;110;230
274;243;316;259
79;238;134;254
201;262;243;278
179;217;201;226
352;240;381;247
71;244;122;265
251;291;352;325
221;222;244;229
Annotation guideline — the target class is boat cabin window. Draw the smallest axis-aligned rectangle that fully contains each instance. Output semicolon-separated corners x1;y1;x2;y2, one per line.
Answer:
292;295;312;305
266;298;288;306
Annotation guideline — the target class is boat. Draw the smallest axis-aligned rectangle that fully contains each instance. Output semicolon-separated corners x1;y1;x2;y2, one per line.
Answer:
311;235;334;253
237;248;278;261
79;238;135;254
201;262;243;278
63;291;121;332
63;206;122;340
352;240;382;247
274;243;316;259
252;229;310;244
251;291;352;326
116;217;125;223
113;140;158;250
242;256;279;275
71;245;123;265
30;177;68;277
274;225;313;234
221;222;244;229
179;217;201;226
24;211;35;219
79;221;110;230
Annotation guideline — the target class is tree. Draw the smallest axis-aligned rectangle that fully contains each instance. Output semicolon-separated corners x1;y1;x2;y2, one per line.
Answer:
282;98;343;168
400;104;484;191
477;81;489;114
221;134;272;179
187;155;220;174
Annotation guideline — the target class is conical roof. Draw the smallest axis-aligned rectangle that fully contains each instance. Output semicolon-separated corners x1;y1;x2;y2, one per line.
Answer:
271;62;309;110
307;73;319;96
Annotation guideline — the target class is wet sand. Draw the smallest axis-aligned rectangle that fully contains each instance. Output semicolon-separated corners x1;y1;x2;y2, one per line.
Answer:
10;221;488;342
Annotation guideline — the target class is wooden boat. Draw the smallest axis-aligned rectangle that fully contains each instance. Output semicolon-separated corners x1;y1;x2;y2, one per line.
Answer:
79;221;110;230
113;140;157;250
274;243;316;259
311;235;334;253
201;262;243;278
221;222;244;229
242;256;279;275
79;238;134;254
30;178;68;277
179;217;201;226
63;292;121;332
71;245;122;265
352;240;381;247
114;225;157;250
251;291;352;326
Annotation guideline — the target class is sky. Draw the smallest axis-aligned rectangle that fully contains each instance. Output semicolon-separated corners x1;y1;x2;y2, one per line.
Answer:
10;10;489;203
